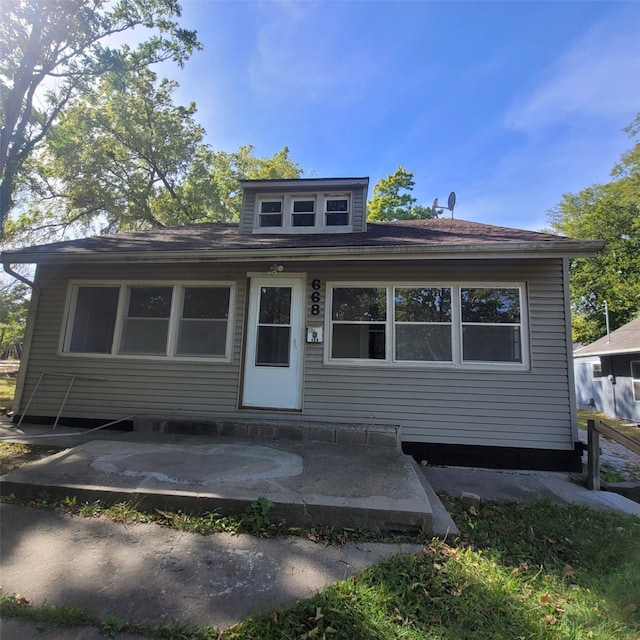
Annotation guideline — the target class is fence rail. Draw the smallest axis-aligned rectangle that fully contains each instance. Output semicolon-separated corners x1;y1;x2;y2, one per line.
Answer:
587;419;640;490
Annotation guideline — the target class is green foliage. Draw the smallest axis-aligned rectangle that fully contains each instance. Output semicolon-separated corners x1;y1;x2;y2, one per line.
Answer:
7;63;303;242
367;166;433;221
240;496;275;532
548;113;640;344
0;282;29;356
0;0;201;239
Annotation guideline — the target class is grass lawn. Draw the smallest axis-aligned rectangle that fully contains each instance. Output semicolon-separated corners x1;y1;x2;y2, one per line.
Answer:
577;410;640;447
0;371;17;413
1;498;639;639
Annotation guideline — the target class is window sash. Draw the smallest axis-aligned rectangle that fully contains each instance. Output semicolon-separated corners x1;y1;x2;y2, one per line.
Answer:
63;283;233;360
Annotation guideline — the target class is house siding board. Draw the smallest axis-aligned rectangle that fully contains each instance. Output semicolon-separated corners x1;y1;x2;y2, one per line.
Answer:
18;257;574;451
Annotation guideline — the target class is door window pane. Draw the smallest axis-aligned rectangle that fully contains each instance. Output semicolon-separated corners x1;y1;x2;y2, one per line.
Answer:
120;286;172;355
259;287;291;324
256;286;292;367
256;326;291;366
68;286;119;353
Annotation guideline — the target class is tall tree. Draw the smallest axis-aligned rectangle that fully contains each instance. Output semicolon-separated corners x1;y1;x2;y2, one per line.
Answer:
548;114;640;344
367;166;433;221
0;0;200;238
7;67;303;241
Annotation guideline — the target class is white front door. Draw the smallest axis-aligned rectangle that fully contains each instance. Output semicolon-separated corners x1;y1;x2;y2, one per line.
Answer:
242;276;304;409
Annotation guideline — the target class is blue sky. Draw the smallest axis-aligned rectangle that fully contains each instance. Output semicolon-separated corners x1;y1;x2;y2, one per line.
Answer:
160;0;640;231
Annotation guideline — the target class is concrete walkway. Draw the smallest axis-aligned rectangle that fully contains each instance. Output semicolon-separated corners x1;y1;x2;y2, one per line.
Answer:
1;419;639;639
0;422;433;533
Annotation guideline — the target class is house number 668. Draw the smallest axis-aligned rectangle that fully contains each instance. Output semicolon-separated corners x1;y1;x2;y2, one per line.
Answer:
310;279;321;315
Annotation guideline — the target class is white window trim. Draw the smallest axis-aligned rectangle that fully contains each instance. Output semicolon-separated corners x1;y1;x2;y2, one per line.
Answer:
59;280;235;363
591;360;603;381
324;281;530;370
631;360;640;402
254;192;352;234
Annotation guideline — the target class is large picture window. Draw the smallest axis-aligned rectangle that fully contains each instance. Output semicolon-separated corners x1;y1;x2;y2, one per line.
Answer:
63;282;234;360
327;283;526;367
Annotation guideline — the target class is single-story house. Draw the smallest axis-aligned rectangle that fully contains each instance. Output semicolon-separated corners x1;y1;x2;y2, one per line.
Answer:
573;315;640;423
1;177;604;470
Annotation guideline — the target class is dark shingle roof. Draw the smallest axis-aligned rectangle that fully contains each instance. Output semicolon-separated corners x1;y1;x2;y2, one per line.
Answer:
1;218;603;264
574;315;640;357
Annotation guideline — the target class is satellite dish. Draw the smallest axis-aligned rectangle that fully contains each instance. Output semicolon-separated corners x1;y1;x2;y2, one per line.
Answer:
447;191;456;212
431;191;457;218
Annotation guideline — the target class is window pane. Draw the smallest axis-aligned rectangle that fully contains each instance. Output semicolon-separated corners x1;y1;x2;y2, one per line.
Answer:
292;213;315;227
127;287;172;318
177;320;227;356
293;200;314;212
259;213;282;227
120;319;170;354
332;288;386;321
259;287;291;324
326;198;349;226
69;286;119;353
396;325;452;361
256;326;290;366
461;288;520;323
633;362;640;401
331;324;385;359
182;287;229;319
395;288;452;322
462;325;522;363
261;201;282;213
326;199;348;212
119;286;172;354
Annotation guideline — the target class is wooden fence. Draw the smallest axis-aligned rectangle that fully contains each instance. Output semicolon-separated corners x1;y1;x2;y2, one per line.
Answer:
587;419;640;490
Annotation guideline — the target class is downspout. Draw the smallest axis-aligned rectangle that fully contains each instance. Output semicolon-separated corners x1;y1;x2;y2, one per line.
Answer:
3;262;35;288
2;262;36;418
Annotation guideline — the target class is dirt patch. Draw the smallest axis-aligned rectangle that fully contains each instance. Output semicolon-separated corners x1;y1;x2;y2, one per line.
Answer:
0;443;65;475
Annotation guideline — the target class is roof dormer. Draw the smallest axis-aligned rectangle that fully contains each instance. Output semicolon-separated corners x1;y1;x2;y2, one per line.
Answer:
238;177;369;235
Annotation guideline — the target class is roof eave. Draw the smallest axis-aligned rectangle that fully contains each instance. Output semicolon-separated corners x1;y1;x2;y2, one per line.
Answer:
0;239;604;265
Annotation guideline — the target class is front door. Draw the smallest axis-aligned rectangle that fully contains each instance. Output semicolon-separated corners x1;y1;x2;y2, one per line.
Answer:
242;276;304;409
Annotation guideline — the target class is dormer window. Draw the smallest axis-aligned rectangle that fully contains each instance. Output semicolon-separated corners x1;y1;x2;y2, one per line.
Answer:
258;200;283;228
325;197;349;226
292;198;316;227
242;178;368;235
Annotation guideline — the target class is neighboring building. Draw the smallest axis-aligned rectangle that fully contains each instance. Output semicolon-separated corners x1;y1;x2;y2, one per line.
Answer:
1;177;604;470
573;315;640;423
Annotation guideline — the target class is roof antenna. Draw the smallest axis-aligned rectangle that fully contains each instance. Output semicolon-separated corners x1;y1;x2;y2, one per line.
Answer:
432;191;456;218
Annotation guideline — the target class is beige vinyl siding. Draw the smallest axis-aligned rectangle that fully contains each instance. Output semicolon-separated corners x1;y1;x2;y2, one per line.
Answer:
18;257;574;451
